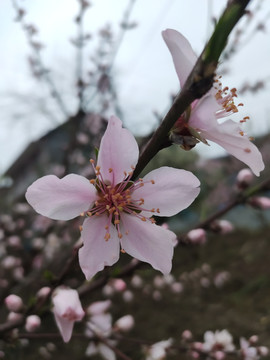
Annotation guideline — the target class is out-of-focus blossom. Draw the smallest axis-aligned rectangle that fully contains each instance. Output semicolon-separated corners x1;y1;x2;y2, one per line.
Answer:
236;168;254;189
26;116;200;279
202;330;235;352
182;329;193;341
162;29;264;176
146;339;173;360
214;220;234;234
249;196;270;210
114;315;134;332
87;300;111;316
187;228;207;245
240;337;258;360
5;294;23;312
86;341;116;360
52;287;85;343
25;315;41;332
36;287;51;299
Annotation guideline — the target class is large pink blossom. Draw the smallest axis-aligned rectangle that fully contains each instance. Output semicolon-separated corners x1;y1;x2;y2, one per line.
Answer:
162;29;264;176
26;116;200;279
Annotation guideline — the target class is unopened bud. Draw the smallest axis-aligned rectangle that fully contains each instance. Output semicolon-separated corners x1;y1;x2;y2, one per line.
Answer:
182;329;193;340
187;228;206;245
249;335;259;344
111;279;126;292
249;197;270;210
236;168;254;189
36;287;51;299
114;315;134;332
258;346;269;356
214;220;234;234
214;350;225;360
5;294;23;312
25;315;41;332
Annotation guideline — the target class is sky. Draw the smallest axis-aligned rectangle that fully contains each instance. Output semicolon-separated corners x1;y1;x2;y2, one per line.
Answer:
1;0;270;174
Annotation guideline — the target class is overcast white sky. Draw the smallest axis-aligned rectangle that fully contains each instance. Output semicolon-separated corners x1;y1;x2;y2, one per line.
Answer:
1;0;270;174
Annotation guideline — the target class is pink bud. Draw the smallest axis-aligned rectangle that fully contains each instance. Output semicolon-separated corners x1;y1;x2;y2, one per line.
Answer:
249;335;259;344
250;196;270;210
258;346;269;356
215;220;234;234
187;228;207;245
214;350;225;360
122;290;133;302
52;287;85;343
7;311;23;322
36;287;51;299
236;168;254;189
111;279;126;292
182;330;193;340
5;294;23;312
25;315;41;332
114;315;134;332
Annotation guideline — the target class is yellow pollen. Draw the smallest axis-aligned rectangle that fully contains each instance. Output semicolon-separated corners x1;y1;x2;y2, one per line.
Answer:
121;249;126;253
105;225;109;230
96;166;100;171
114;219;120;225
90;159;95;163
239;131;244;136
90;179;95;184
80;212;85;216
109;168;113;173
79;225;83;231
141;217;146;222
104;233;110;241
106;205;110;210
151;180;155;184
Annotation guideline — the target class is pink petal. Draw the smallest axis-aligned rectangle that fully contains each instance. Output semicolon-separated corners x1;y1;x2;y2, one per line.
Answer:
97;116;139;185
189;95;220;130
162;29;197;88
25;174;97;220
54;314;75;343
120;214;176;275
200;120;265;176
79;216;120;280
133;167;200;217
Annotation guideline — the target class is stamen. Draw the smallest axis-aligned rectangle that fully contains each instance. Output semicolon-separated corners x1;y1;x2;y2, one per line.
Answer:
104;233;110;241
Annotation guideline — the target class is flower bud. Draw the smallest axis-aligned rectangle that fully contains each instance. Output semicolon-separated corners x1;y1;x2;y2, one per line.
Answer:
258;346;269;356
182;329;193;341
52;287;85;343
215;220;234;234
5;294;23;312
114;315;134;332
25;315;41;332
36;287;51;299
187;228;206;245
111;279;126;292
236;168;254;189
249;196;270;210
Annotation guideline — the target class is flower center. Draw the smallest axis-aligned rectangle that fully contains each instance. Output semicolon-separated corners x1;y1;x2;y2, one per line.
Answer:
85;160;158;242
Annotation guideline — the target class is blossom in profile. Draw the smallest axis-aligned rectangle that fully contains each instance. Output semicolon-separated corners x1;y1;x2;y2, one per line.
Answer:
52;287;85;343
162;29;264;176
26;116;200;279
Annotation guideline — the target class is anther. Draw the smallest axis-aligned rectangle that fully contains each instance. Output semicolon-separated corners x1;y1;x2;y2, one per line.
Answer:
114;219;120;225
104;233;110;241
109;168;113;173
80;212;85;216
90;159;95;164
156;208;160;213
121;249;126;253
141;217;146;222
87;211;92;216
239;131;244;136
90;179;95;184
79;226;83;231
151;180;155;184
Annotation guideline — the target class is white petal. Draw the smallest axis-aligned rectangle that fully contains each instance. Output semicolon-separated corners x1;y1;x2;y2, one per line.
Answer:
97;116;139;185
120;214;176;275
79;216;120;280
133;167;200;217
162;29;197;88
25;174;97;220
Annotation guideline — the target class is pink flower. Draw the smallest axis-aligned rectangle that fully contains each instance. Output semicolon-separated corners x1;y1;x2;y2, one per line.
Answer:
5;294;23;312
162;29;264;176
52;287;85;343
25;315;41;332
26;116;200;279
